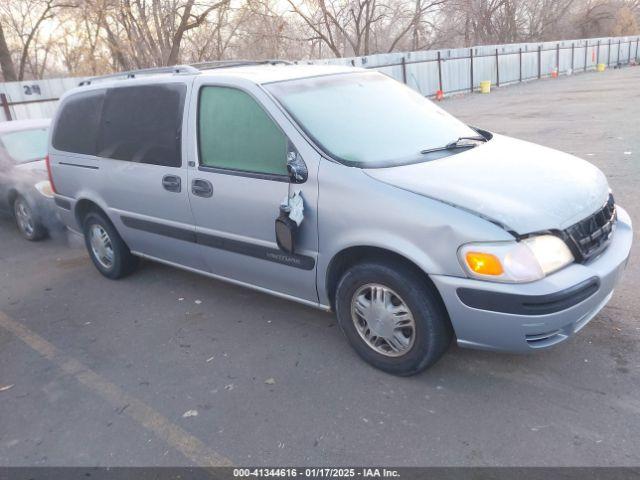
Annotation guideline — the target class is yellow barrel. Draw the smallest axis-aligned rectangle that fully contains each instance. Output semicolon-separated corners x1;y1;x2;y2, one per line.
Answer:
597;63;606;72
479;80;491;93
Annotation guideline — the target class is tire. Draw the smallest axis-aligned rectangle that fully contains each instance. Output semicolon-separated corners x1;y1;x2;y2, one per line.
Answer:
13;195;46;241
335;261;453;376
82;210;139;279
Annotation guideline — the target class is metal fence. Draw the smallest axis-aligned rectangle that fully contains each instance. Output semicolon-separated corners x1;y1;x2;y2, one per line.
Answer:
1;35;639;121
0;76;83;122
310;35;640;97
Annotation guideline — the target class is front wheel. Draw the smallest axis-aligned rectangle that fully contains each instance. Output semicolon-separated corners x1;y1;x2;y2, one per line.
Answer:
13;195;46;241
83;211;139;279
335;261;453;376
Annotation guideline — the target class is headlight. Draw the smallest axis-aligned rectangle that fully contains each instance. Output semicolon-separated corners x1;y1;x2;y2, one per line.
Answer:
35;180;54;198
459;235;574;283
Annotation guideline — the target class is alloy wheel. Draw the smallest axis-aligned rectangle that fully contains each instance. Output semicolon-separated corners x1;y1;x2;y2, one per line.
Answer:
14;198;35;238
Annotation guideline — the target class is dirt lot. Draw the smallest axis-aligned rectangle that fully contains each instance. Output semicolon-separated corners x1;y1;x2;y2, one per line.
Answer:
0;66;639;467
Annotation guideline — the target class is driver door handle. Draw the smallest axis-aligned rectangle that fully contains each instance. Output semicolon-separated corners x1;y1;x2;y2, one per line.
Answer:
191;179;213;198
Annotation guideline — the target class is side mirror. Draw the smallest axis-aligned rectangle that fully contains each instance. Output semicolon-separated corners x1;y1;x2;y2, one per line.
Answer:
275;205;297;254
286;149;307;184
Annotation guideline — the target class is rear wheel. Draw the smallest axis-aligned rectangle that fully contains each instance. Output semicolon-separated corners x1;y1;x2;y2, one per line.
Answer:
335;261;453;376
83;210;139;279
13;195;46;241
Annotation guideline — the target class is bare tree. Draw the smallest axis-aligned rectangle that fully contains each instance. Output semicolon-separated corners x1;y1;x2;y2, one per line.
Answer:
0;22;18;81
185;2;245;61
286;0;446;57
101;0;231;67
574;0;639;37
612;5;639;34
287;0;347;56
386;0;447;52
0;0;638;79
1;0;76;80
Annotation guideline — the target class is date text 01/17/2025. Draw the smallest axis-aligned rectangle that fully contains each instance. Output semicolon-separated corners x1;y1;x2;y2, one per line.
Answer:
232;468;401;478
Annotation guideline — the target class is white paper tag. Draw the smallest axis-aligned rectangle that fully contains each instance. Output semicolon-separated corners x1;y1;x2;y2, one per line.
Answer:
282;190;304;226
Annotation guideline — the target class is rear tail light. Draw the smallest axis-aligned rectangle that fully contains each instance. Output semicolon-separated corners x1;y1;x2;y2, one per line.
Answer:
45;155;57;194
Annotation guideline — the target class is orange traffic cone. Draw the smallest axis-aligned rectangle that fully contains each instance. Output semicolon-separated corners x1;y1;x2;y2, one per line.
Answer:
436;90;444;101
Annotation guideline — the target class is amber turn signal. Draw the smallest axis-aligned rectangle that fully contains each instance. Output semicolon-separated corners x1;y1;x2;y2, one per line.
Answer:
465;252;504;276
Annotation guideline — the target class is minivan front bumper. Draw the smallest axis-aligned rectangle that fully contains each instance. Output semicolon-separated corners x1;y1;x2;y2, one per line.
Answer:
431;206;633;353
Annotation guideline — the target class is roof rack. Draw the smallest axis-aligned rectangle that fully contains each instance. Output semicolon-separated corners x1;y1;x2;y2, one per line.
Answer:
78;65;200;86
77;60;293;87
191;59;292;71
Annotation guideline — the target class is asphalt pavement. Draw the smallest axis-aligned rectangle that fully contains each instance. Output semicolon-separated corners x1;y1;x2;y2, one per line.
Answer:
0;66;639;467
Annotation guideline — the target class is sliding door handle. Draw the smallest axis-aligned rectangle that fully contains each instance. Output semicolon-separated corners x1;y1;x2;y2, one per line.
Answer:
191;179;213;198
162;175;181;193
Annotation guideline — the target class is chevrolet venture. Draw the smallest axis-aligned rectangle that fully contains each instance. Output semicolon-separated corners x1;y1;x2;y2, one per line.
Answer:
48;63;632;375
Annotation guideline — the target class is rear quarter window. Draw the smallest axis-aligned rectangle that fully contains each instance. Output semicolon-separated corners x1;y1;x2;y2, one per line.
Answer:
52;89;105;156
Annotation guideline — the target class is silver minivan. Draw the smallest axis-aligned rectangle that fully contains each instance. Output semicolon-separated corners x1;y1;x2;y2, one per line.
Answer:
48;63;632;375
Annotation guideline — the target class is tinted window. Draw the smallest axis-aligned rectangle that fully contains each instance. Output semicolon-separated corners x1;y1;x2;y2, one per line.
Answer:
1;128;48;163
198;87;287;176
53;90;105;155
98;84;186;167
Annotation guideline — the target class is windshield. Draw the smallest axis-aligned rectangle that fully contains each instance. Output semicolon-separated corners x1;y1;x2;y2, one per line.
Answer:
0;128;49;164
266;72;480;167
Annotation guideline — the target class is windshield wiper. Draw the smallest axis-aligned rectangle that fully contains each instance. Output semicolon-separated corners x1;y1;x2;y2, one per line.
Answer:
450;135;487;145
420;135;486;155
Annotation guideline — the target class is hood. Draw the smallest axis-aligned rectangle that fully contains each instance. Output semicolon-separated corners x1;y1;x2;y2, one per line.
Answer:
364;134;609;234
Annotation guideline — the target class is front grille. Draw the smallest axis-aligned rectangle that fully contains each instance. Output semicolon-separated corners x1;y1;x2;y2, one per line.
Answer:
564;194;616;262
